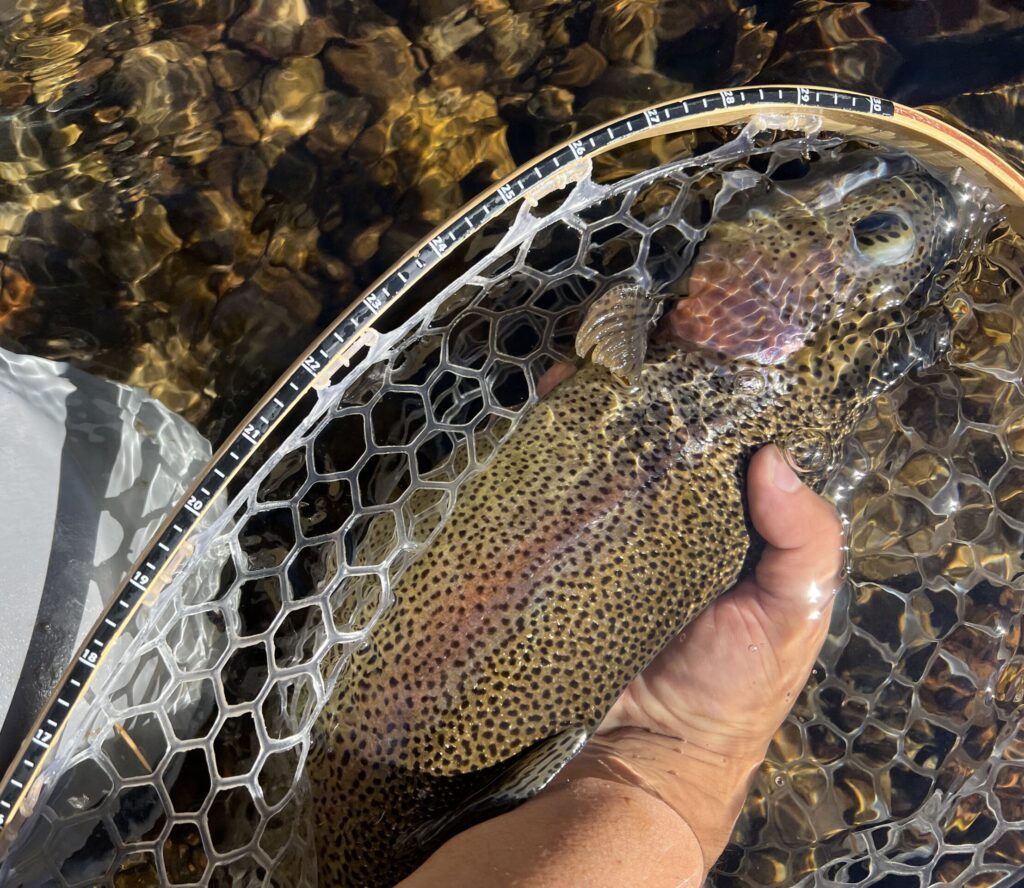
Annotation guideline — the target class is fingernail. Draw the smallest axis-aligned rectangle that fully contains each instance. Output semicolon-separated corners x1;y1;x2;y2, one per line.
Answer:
771;447;803;492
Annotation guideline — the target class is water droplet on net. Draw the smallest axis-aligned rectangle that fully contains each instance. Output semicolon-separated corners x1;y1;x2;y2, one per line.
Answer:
733;368;767;396
779;429;835;475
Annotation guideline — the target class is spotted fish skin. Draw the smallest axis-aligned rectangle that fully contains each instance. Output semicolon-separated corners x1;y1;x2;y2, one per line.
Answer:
665;156;954;366
309;155;958;887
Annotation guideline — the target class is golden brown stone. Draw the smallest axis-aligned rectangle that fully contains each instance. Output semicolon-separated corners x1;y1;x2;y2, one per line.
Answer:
207;47;261;91
324;25;421;109
306;94;372;160
223;109;260;145
0;72;32;109
547;42;608;88
591;0;658;69
229;0;311;59
257;56;325;143
419;6;486;62
0;262;34;334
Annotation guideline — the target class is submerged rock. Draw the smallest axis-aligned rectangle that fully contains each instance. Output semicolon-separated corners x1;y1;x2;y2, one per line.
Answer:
257;57;326;143
230;0;310;59
0;0;1018;448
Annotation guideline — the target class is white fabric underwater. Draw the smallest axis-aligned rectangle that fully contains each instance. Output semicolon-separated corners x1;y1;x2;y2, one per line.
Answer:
0;347;211;777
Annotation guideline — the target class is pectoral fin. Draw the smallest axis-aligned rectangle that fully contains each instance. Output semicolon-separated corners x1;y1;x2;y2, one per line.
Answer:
397;725;589;852
467;724;590;809
575;283;660;384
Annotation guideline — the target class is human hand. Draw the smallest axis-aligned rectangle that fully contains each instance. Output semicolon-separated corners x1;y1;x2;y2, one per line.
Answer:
401;443;844;887
561;443;845;869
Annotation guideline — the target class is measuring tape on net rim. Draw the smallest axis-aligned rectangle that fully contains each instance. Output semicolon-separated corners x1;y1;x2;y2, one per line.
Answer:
2;85;1023;845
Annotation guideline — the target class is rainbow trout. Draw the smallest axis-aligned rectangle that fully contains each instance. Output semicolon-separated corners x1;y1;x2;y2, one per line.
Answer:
309;153;958;886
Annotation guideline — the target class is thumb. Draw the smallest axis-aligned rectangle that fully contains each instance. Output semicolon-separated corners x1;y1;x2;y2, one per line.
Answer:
745;445;845;623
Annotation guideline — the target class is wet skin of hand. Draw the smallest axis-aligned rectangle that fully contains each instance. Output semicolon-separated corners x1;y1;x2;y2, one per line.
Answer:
401;443;844;887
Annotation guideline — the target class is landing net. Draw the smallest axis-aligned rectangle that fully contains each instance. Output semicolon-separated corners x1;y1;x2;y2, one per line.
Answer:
1;116;1020;888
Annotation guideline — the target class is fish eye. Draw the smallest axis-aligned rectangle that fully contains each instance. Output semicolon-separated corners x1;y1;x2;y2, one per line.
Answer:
852;210;915;265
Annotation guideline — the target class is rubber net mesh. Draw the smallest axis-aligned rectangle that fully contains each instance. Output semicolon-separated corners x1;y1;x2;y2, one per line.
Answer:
2;118;1022;887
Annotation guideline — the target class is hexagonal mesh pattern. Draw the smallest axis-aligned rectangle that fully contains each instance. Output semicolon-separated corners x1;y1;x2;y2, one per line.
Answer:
720;223;1024;887
0;122;1018;887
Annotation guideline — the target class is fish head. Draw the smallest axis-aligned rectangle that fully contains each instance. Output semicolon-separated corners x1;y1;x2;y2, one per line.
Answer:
662;154;959;370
